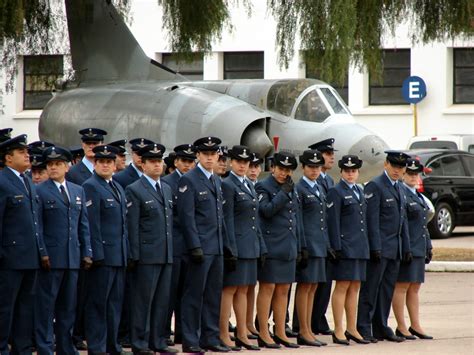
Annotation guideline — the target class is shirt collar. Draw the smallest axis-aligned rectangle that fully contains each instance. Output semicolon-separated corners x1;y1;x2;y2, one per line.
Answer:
320;171;327;178
230;170;246;184
403;182;417;194
82;157;94;173
131;163;143;177
197;163;213;179
7;166;22;178
384;170;398;186
342;178;355;189
302;175;318;188
143;174;160;189
53;180;67;190
176;169;183;177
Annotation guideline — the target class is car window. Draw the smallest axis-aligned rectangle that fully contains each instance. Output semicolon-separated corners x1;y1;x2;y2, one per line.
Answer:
462;155;474;176
468;145;474;154
427;155;466;177
409;140;458;150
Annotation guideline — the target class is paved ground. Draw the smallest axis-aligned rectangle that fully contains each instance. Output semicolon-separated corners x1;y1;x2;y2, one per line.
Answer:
432;226;474;249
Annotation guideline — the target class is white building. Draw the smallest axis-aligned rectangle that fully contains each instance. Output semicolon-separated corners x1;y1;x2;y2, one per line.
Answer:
1;0;473;148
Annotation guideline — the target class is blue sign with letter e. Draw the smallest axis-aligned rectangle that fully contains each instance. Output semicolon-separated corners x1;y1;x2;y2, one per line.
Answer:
402;76;427;104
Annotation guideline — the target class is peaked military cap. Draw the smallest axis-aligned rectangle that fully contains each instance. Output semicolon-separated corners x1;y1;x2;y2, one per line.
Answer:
299;149;325;166
138;143;166;159
30;154;46;170
108;139;128;155
228;145;252;161
129;138;155;152
79;128;107;142
406;158;423;173
43;146;73;163
273;151;297;170
338;155;363;169
193;136;222;152
308;138;337;152
164;152;177;168
218;145;229;158
0;134;28;152
93;145;118;159
0;128;13;143
385;150;410;167
174;144;196;160
250;152;263;166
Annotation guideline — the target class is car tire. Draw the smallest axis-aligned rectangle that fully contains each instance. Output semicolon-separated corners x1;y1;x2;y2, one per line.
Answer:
429;202;455;239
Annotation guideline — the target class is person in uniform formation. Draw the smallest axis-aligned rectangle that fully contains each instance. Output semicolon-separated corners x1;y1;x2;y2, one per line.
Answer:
0;128;436;354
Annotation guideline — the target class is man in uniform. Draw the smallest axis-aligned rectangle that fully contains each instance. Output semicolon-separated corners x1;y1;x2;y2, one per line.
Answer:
109;139;128;173
34;146;93;355
126;143;177;354
67;128;107;186
83;145;130;355
162;144;197;345
114;138;154;189
357;151;412;343
177;136;234;353
0;134;47;354
29;154;49;184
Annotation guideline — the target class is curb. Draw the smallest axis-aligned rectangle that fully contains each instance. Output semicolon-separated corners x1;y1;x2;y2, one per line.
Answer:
426;261;474;272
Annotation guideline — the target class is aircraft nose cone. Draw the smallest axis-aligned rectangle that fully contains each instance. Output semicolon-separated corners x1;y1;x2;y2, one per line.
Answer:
348;134;389;182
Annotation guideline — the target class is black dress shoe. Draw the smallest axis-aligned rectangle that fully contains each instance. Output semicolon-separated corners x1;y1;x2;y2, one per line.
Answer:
396;328;416;340
273;334;300;348
182;345;205;353
296;335;321;347
384;334;405;342
345;331;370;344
165;338;175;346
132;349;155;355
202;344;230;352
318;329;334;335
153;347;179;353
247;333;258;340
120;351;134;355
332;334;350;345
315;339;327;346
362;335;378;343
409;327;433;340
235;337;260;351
75;340;87;350
257;336;281;349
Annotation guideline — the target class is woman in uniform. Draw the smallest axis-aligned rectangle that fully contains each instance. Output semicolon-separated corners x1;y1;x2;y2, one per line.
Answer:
255;152;304;349
294;150;328;347
219;146;265;351
392;158;433;340
326;155;370;345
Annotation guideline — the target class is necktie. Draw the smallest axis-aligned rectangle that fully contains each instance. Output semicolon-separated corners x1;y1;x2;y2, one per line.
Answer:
60;185;70;206
352;185;360;201
320;176;328;194
313;183;320;197
155;182;162;196
243;179;251;192
108;181;120;201
417;192;425;205
209;174;216;190
19;173;31;196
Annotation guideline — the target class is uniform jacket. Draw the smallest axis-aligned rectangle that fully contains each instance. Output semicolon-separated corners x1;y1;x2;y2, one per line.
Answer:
126;176;173;264
66;160;92;185
402;185;433;257
222;173;267;259
364;173;411;260
256;175;305;261
296;178;329;258
113;163;140;189
37;179;93;269
176;166;229;256
317;173;335;194
0;167;46;269
162;170;185;257
326;181;369;259
83;173;128;266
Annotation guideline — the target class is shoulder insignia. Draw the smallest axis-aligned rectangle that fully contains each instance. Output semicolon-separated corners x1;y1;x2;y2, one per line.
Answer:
223;200;227;204
76;196;81;201
86;200;92;207
179;185;188;193
364;193;373;199
344;195;353;199
327;202;334;208
258;194;264;201
14;195;24;199
127;201;133;207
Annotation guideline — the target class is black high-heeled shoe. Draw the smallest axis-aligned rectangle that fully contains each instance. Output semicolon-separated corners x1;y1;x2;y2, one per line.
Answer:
273;334;300;348
296;335;321;347
257;335;280;349
235;328;258;340
396;328;416;340
344;331;370;344
235;337;260;351
409;327;433;340
332;333;350;345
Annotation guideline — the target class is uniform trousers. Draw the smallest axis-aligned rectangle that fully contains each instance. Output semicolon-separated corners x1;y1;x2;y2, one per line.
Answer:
85;266;125;355
165;256;187;341
130;264;172;351
35;269;79;355
357;258;400;338
181;255;223;349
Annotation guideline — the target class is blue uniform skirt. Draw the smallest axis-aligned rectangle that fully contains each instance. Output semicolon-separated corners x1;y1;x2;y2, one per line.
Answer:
328;258;367;281
398;257;425;283
296;257;326;283
224;258;258;287
258;258;296;284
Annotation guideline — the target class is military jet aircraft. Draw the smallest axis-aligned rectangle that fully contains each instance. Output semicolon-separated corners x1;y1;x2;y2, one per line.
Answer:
39;0;389;181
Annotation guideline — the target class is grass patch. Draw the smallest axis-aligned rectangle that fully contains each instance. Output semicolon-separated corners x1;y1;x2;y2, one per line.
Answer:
433;248;474;261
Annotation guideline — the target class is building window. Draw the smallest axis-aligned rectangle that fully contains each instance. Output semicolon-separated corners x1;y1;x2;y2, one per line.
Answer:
453;48;474;104
369;49;410;105
161;53;204;80
224;52;264;79
306;65;349;105
23;55;63;110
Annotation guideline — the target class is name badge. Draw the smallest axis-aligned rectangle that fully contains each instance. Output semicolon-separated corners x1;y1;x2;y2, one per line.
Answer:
198;191;208;196
386;198;395;202
107;198;114;202
344;195;353;199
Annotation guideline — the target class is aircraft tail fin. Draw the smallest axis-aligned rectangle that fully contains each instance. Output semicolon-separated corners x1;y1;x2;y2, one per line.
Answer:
65;0;183;82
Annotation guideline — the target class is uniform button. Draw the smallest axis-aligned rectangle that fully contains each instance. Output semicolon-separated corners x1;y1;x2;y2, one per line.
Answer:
252;217;255;220
320;211;323;214
320;219;323;222
360;212;363;214
289;201;293;204
253;199;256;202
13;241;16;244
361;228;364;231
252;226;256;230
360;221;363;223
289;210;292;213
253;208;256;211
321;227;324;230
69;237;72;240
289;219;293;222
289;227;292;230
34;222;37;225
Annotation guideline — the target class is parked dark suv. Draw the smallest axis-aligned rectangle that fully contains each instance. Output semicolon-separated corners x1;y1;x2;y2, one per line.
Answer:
405;150;474;238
